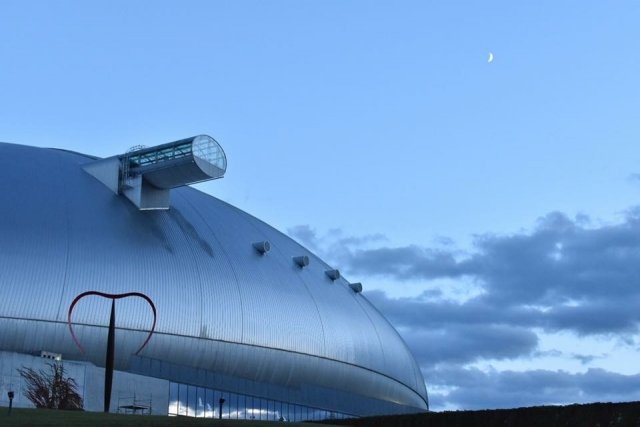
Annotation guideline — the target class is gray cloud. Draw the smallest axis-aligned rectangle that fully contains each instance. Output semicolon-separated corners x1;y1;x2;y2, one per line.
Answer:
287;225;319;251
295;210;640;338
341;211;640;304
287;208;640;409
427;366;640;410
571;353;605;365
366;290;539;365
401;325;538;365
348;245;464;280
287;225;386;256
364;287;640;367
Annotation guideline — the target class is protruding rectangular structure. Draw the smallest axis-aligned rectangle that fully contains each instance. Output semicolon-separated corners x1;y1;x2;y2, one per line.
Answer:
84;135;227;210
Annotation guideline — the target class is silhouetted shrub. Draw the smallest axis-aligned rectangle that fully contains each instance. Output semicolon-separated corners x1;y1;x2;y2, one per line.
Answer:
17;363;84;410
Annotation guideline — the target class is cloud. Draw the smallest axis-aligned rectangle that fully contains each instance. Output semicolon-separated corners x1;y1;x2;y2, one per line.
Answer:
287;225;319;251
287;225;386;261
366;290;539;365
295;210;640;338
401;325;538;365
427;366;640;410
571;353;605;365
365;288;640;368
347;245;464;279
346;211;640;306
287;208;640;409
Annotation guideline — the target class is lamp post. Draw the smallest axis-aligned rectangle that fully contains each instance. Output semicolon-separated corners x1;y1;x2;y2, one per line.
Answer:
7;391;14;415
218;398;225;419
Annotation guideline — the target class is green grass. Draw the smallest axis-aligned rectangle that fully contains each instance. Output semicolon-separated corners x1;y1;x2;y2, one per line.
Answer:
2;407;333;427
10;402;640;427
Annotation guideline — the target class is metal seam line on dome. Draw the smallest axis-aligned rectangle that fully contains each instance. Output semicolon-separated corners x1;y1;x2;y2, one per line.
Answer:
257;230;329;358
177;190;246;343
53;149;73;323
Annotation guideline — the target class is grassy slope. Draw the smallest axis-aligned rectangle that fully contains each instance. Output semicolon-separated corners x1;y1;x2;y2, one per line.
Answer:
4;402;640;426
1;408;327;427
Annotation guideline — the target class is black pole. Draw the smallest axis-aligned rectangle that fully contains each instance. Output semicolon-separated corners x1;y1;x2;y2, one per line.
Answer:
218;398;225;419
7;391;14;416
104;300;116;413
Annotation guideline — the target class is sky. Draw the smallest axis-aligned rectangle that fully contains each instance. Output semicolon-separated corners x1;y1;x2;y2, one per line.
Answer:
2;0;640;411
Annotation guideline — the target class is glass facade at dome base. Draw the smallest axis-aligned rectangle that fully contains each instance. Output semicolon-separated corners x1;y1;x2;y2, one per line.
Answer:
168;382;354;421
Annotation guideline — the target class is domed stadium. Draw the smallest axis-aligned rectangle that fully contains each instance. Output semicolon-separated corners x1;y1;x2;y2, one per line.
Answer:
0;137;428;420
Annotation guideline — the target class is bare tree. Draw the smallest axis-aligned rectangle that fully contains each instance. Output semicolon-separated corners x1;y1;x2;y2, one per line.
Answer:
17;363;84;410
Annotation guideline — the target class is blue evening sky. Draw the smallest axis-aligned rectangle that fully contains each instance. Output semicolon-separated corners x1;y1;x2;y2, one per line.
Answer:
2;1;640;410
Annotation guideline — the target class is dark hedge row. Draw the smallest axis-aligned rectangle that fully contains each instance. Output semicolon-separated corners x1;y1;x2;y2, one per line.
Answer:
327;401;640;427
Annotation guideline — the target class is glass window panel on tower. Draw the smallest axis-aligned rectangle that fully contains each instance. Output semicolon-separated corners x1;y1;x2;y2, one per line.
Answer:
267;399;275;421
220;391;230;419
187;385;196;417
178;383;188;416
212;390;222;419
204;388;213;418
195;387;205;417
228;392;239;419
168;383;179;415
237;394;246;420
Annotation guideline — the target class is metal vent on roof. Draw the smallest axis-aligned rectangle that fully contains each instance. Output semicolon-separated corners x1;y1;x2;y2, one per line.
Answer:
325;269;340;281
349;282;363;293
252;241;271;255
293;256;310;268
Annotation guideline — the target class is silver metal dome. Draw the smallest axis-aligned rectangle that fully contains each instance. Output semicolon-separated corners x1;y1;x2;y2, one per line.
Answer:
0;142;428;416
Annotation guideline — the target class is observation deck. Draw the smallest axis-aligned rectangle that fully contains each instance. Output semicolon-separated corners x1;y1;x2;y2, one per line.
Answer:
83;135;227;210
121;135;226;189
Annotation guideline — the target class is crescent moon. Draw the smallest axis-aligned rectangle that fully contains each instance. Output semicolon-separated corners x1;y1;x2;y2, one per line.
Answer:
488;52;494;63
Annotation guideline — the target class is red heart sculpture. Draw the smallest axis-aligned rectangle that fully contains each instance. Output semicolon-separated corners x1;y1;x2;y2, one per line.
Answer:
67;291;157;355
